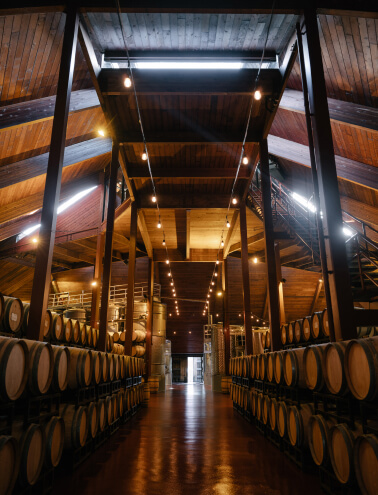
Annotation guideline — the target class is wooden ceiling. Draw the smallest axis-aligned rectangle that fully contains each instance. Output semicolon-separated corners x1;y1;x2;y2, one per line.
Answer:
0;5;376;352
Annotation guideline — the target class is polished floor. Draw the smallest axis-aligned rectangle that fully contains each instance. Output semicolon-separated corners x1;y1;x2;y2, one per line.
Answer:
55;384;323;495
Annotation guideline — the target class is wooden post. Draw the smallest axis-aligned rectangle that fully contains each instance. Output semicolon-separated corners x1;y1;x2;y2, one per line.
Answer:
124;201;138;356
27;6;79;340
274;242;286;325
222;258;230;373
90;173;105;329
260;139;281;351
301;10;356;341
145;258;154;379
239;202;253;355
98;143;119;352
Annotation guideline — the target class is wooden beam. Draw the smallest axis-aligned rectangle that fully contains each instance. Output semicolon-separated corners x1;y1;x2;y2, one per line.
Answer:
139;194;237;209
137;210;153;258
27;6;79;341
124;201;138;356
274;242;286;326
223;210;239;258
127;166;250;179
91;173;105;329
260;139;281;351
145;258;154;379
302;9;356;341
309;279;323;315
153;248;220;262
53;245;94;265
228;231;264;254
0;137;112;190
262;287;269;321
267;135;378;191
98;143;118;352
175;210;187;257
222;258;230;373
186;210;191;261
240;202;253;355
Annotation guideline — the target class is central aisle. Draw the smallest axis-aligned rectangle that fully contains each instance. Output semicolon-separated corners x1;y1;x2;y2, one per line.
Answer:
56;384;322;495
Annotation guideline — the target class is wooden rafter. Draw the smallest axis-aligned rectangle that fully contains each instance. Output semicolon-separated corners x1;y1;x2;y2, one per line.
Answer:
223;210;240;259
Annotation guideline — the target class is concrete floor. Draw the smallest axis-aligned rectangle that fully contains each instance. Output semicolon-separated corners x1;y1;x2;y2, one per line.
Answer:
55;384;323;495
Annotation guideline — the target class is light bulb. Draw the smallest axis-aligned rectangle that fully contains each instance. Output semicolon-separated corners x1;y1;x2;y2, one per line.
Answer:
232;198;238;204
168;272;172;277
91;281;97;287
319;278;323;283
98;129;105;137
216;314;219;317
226;217;230;228
32;238;38;244
254;89;262;100
221;240;224;247
177;313;180;316
169;313;172;317
157;217;161;228
216;260;219;265
142;152;147;161
162;239;166;246
189;331;191;334
210;288;213;292
217;292;222;296
242;156;249;165
253;257;258;263
211;281;215;286
170;282;173;286
239;313;241;317
166;259;169;265
124;76;131;88
152;195;157;203
215;272;218;277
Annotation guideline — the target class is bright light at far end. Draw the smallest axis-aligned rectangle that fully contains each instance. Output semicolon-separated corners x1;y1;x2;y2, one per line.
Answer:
292;192;316;213
124;76;131;88
253;257;258;264
135;61;243;70
254;90;262;100
58;186;97;214
98;129;105;137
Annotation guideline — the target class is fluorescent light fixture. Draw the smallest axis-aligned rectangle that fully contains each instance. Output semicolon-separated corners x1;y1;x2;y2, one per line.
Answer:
134;61;244;70
291;192;316;213
17;186;97;242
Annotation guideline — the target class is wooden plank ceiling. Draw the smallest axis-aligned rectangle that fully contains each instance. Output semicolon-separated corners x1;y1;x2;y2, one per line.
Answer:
0;8;376;352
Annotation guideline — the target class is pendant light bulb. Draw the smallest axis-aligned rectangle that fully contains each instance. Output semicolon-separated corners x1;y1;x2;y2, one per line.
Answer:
216;259;219;265
242;156;249;165
215;272;218;277
142;152;147;161
221;239;224;247
232;197;237;205
162;238;166;246
152;195;157;203
226;217;230;228
254;89;262;100
157;217;162;228
124;76;132;88
165;259;169;265
211;281;215;286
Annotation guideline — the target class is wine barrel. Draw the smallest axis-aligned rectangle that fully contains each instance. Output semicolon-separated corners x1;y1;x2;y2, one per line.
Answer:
294;320;303;344
13;423;45;487
258;353;268;381
0;296;23;334
323;341;349;396
51;345;70;392
283;348;306;388
281;324;288;345
91;351;101;385
0;435;19;495
261;332;266;349
112;331;120;343
79;323;87;346
356;326;375;339
67;348;93;389
87;402;98;439
330;423;359;485
303;344;327;391
266;352;275;382
287;403;314;447
269;398;278;431
287;322;294;344
262;395;270;425
132;329;146;342
345;337;378;402
60;404;88;450
99;352;108;382
302;317;312;342
97;399;106;432
43;310;53;339
106;333;114;353
63;318;72;343
256;393;263;421
105;396;113;425
321;308;330;337
21;303;30;334
311;311;324;339
42;416;64;468
86;325;93;348
132;345;145;358
354;434;378;495
119;356;126;379
273;351;285;384
250;356;256;379
0;336;29;401
51;313;64;342
107;353;115;381
113;354;120;380
91;327;98;349
277;401;289;438
308;414;337;467
0;293;4;325
266;332;271;349
23;339;54;395
71;320;80;344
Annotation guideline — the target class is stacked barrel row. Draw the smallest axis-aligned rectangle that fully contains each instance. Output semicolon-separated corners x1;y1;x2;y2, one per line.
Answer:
0;335;145;495
107;326;146;358
281;307;377;346
229;336;378;495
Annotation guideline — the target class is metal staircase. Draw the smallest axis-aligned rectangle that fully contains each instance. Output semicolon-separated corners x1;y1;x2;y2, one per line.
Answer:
247;171;378;300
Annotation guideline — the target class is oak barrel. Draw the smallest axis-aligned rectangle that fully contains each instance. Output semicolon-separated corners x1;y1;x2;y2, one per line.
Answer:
71;320;80;344
256;393;263;421
113;354;120;380
273;351;285;384
277;401;289;438
266;352;275;382
149;375;160;393
250;390;257;416
51;313;64;341
0;336;29;401
311;311;324;339
330;423;359;484
262;395;270;425
280;324;288;345
51;345;70;392
132;329;146;342
60;404;88;450
13;422;45;487
287;403;314;447
91;327;98;348
107;353;115;381
345;337;378;401
0;436;19;495
0;293;4;326
258;353;268;381
42;416;64;468
261;332;266;349
62;318;72;344
354;434;378;495
142;382;150;406
79;323;87;346
91;351;101;385
87;402;98;439
250;356;256;378
23;339;54;395
0;297;23;334
283;348;306;388
287;322;294;344
323;341;349;396
86;325;93;347
99;352;108;382
302;317;311;342
266;331;271;349
321;308;330;337
67;348;93;389
308;414;337;466
221;376;232;394
294;320;303;344
304;344;327;391
132;345;146;358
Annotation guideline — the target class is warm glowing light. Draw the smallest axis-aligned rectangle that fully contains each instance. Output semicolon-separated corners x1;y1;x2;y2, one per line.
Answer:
124;76;131;88
189;331;191;334
256;319;259;322
319;278;323;283
254;89;262;100
215;272;218;277
142;152;147;161
170;282;174;286
32;237;38;244
217;291;222;296
216;314;219;317
91;281;97;287
239;313;241;317
98;129;105;137
157;218;162;228
292;192;316;213
152;195;157;203
211;281;215;286
226;217;230;228
232;198;238;204
207;295;210;299
216;260;219;265
221;240;224;247
173;331;176;334
162;239;166;246
253;257;258;263
168;272;172;277
166;259;169;264
242;156;249;165
169;313;172;317
210;288;213;292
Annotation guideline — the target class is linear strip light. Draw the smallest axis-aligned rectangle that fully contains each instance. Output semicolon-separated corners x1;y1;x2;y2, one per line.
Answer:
134;61;244;70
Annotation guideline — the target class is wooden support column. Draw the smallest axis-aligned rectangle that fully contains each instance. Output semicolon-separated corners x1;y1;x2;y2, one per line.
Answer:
145;258;154;379
90;174;105;329
274;242;286;325
301;10;356;341
222;258;230;373
27;6;79;341
239;202;253;355
124;201;138;356
260;139;281;351
310;279;323;315
98;143;119;352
